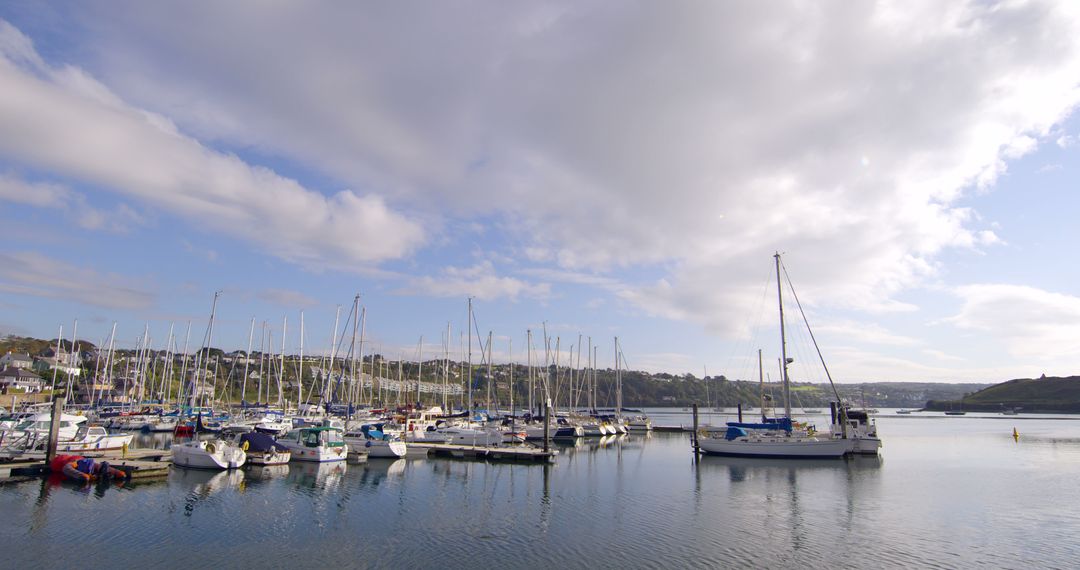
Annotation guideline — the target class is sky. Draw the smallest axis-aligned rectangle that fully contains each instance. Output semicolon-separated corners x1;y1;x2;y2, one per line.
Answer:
1;1;1079;384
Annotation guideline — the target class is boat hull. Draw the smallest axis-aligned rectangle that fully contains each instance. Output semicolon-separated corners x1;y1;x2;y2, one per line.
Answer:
172;440;246;469
697;436;849;458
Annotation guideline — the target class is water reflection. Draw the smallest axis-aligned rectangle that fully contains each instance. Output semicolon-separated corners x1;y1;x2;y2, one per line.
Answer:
697;455;882;482
287;461;347;491
244;464;290;482
175;468;245;516
355;459;405;488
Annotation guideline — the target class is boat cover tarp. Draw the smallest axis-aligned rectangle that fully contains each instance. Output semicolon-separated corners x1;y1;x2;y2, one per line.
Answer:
239;431;289;452
725;427;749;440
727;417;793;432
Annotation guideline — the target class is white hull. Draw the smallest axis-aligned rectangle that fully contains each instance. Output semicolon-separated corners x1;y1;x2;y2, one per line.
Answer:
244;450;291;465
172;439;246;469
281;443;348;462
698;435;849;458
841;436;882;455
56;432;133;452
344;437;407;458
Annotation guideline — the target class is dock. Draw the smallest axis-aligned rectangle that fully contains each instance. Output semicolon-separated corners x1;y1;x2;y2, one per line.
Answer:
409;442;557;463
0;447;172;484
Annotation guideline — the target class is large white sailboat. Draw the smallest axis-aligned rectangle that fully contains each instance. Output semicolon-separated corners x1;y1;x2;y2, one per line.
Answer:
697;253;851;459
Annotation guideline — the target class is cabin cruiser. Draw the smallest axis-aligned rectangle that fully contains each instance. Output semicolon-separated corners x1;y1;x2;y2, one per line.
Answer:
344;423;407;458
56;425;134;453
172;437;247;469
3;412;87;441
829;404;881;455
278;426;348;462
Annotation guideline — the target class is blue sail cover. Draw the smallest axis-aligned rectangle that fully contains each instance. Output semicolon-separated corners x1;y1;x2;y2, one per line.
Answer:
239;431;289;452
724;427;749;440
726;417;793;432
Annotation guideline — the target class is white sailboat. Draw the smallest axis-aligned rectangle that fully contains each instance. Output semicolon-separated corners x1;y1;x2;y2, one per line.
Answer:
56;425;133;453
697;253;850;459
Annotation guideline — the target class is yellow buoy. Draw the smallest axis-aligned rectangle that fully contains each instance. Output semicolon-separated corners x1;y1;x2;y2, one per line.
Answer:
1012;427;1019;442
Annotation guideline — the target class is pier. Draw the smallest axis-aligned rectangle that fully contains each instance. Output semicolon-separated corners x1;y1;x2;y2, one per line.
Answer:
409;442;557;463
0;447;172;484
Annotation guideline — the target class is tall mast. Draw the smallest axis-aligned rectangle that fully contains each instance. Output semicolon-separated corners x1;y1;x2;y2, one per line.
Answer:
278;315;286;408
242;317;254;405
775;252;792;420
527;330;535;414
417;335;424;408
467;297;473;413
299;310;305;410
348;295;359;411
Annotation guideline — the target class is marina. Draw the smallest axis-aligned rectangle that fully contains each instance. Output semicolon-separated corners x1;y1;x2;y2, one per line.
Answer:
2;410;1080;567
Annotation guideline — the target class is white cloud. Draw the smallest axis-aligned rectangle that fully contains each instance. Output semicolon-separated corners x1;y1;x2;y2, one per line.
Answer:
947;284;1080;360
402;261;551;301
814;320;921;347
52;2;1080;333
3;3;1080;355
0;20;425;270
0;171;142;232
0;251;155;310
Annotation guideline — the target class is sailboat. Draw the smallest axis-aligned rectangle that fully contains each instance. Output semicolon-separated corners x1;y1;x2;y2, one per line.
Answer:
697;253;850;459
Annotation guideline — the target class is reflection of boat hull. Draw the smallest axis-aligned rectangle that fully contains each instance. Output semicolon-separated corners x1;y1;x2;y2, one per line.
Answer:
698;436;849;458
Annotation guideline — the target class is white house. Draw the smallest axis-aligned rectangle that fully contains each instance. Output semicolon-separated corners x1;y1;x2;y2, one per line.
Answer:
0;366;44;393
0;352;34;370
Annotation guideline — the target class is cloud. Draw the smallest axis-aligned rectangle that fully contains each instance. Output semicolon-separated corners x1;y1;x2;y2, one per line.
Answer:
41;2;1080;333
0;20;425;270
402;261;551;301
0;250;155;310
3;3;1080;351
814;320;921;347
947;284;1080;360
0;171;142;232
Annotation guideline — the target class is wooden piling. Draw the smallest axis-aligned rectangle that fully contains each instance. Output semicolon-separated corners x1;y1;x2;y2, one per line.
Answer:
692;403;699;454
45;396;65;464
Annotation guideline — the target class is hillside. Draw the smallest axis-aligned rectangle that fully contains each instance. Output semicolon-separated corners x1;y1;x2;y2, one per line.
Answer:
0;335;97;356
927;375;1080;412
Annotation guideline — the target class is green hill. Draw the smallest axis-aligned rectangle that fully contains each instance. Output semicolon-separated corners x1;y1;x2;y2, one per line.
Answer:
926;375;1080;413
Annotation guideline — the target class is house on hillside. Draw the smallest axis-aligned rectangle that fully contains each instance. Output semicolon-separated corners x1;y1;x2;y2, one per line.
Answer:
0;352;34;371
0;366;44;393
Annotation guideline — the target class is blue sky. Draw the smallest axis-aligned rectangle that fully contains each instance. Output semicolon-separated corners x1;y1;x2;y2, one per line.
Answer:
1;2;1080;383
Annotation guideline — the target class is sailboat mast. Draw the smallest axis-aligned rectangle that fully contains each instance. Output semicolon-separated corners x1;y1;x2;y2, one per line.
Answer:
467;297;473;413
775;252;792;420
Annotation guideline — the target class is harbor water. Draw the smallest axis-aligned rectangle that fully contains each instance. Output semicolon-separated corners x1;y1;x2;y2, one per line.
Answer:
2;409;1079;569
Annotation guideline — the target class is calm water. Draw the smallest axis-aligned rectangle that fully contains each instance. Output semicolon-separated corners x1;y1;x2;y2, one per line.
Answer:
2;409;1079;569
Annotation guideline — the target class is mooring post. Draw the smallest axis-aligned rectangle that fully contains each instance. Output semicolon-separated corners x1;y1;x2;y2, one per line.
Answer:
46;396;66;464
692;403;699;454
543;399;550;454
738;403;743;422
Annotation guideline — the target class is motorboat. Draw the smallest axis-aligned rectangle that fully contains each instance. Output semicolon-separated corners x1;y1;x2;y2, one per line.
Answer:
3;412;87;441
171;437;246;469
625;415;653;431
278;426;348;462
344;424;407;458
830;405;881;455
56;425;133;453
